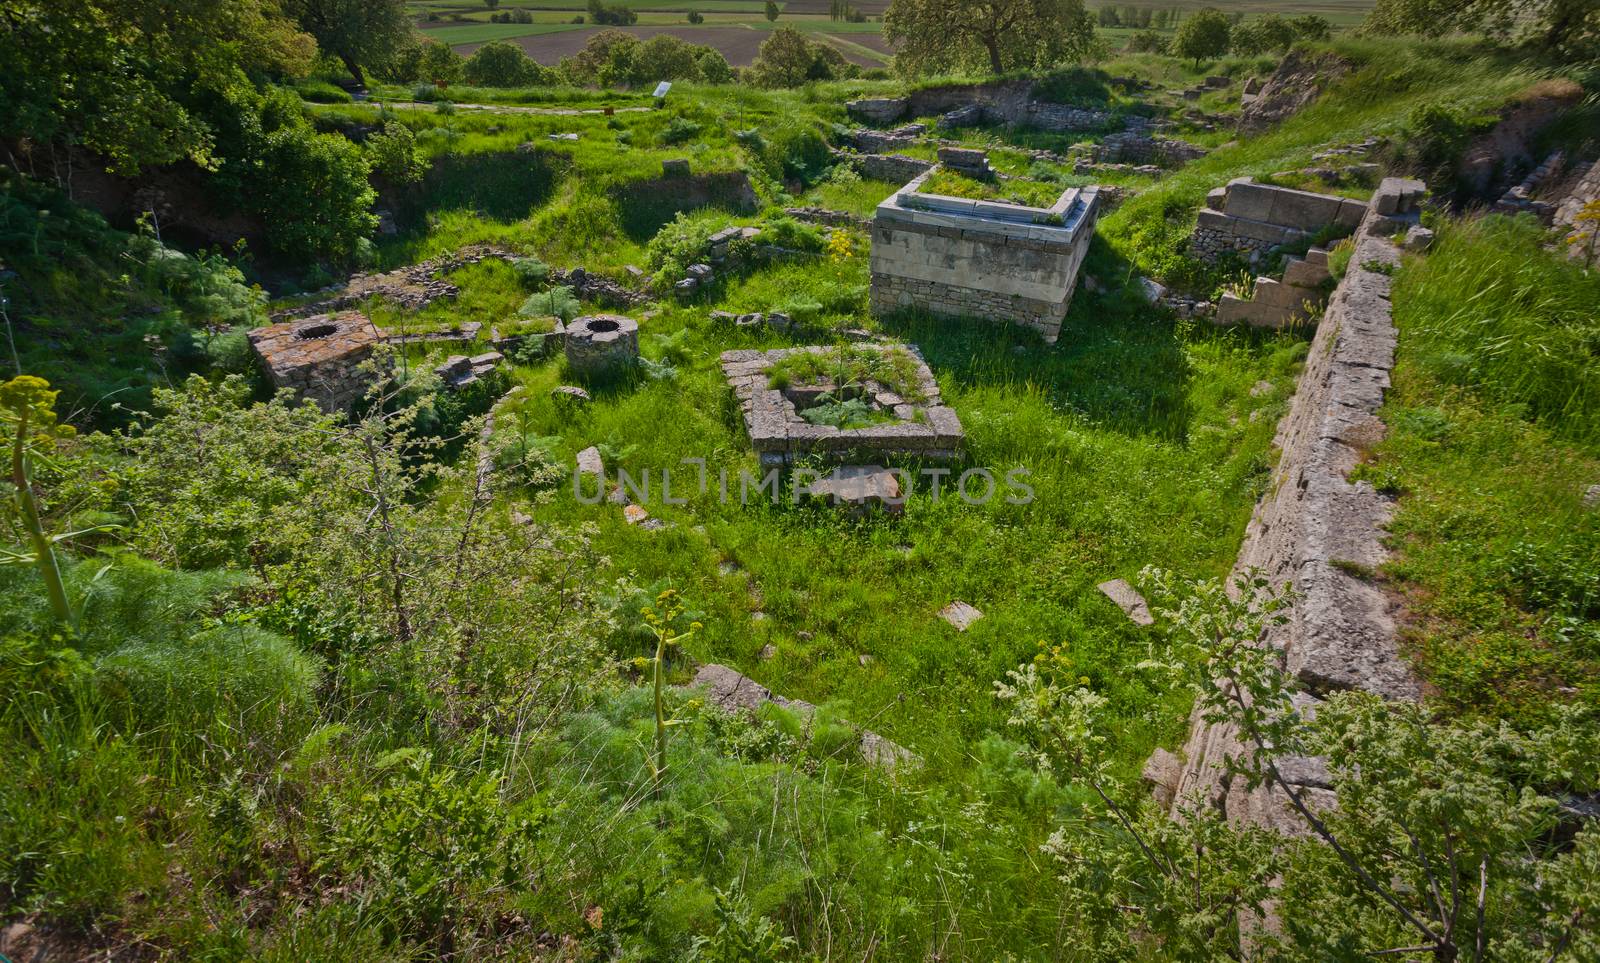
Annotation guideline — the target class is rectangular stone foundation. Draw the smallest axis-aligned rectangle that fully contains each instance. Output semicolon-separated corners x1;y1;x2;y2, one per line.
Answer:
869;172;1100;343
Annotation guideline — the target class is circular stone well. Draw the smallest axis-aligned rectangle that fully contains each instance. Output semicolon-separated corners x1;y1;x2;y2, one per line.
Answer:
564;314;639;377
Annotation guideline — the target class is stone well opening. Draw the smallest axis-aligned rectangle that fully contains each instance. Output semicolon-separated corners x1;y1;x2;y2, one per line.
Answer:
295;322;339;340
586;317;621;333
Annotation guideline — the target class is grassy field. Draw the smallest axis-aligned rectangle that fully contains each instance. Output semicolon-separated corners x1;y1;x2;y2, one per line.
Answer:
6;26;1595;960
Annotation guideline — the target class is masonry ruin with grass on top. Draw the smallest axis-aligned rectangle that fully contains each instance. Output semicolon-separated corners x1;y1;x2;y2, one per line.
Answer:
721;343;963;469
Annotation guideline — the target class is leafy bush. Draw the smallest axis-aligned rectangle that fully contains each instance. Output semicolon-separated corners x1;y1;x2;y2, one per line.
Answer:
587;0;638;26
463;40;548;87
645;213;716;288
512;256;552;288
418;40;464;86
363;120;424;183
697;49;734;83
757;216;824;252
253;123;377;261
659;116;703;145
321;750;545;934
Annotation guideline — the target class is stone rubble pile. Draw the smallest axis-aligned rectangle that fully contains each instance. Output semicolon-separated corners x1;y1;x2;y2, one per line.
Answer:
1089;130;1208;167
550;266;652;308
270;245;514;322
783;206;869;229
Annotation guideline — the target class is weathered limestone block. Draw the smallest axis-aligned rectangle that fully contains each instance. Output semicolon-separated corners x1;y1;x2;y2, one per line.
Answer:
846;98;908;125
247;311;384;414
869;171;1100;343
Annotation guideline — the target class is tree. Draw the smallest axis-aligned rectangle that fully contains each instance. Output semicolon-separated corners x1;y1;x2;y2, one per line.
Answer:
687;9;705;22
1291;13;1332;40
1099;5;1121;27
1229;13;1296;55
749;27;825;86
282;0;413;88
485;0;500;7
463;39;544;86
765;0;781;20
418;40;465;86
1172;6;1230;67
1364;0;1597;60
885;0;1099;77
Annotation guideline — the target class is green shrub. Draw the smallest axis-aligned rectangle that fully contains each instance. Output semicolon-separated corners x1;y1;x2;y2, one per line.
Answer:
364;120;425;184
512;256;552;288
659;116;703;145
645;213;716;288
519;285;580;321
463;40;547;87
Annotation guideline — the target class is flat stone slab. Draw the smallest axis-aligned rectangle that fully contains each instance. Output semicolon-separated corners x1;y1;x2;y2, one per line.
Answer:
803;465;904;513
939;600;983;631
1097;578;1154;626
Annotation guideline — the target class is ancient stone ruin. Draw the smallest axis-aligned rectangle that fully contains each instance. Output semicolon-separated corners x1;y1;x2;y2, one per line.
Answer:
247;311;384;413
1147;182;1427;839
434;351;504;390
564;314;639;378
721;344;963;469
1193;176;1367;265
869;159;1100;343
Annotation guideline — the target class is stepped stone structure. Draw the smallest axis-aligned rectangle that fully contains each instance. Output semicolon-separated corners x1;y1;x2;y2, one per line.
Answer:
1215;247;1333;328
869;161;1101;343
1191;177;1366;264
247;311;383;414
1148;182;1427;839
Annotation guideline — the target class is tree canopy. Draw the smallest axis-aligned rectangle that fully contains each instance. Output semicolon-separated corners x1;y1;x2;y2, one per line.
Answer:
0;0;314;175
1172;6;1232;67
884;0;1099;76
280;0;413;88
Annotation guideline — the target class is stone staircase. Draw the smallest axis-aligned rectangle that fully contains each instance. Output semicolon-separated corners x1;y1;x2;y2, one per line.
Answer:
1215;246;1333;329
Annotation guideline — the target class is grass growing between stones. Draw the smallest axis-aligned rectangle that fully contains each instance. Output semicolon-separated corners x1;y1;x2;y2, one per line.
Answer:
1358;214;1600;725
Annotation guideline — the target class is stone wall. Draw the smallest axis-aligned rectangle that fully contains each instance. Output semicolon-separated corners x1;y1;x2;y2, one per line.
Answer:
846;151;934;184
1554;158;1600;261
869;170;1100;343
1190;177;1366;264
1151;187;1423;834
1091;130;1208;167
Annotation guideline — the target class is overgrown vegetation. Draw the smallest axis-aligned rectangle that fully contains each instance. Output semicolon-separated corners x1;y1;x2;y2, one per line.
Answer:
3;8;1599;959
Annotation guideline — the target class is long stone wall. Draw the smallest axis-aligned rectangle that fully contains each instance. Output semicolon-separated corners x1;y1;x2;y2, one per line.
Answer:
1151;187;1423;833
868;169;1100;343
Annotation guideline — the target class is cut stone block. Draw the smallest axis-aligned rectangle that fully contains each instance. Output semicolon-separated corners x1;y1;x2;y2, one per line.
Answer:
939;600;984;631
576;445;604;479
804;465;904;514
1097;578;1154;626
